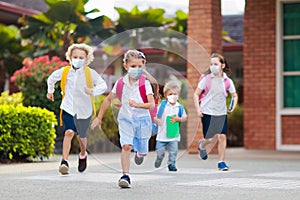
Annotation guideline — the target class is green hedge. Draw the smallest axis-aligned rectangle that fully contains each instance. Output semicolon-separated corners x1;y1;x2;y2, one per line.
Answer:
228;104;244;147
0;91;23;106
0;105;57;160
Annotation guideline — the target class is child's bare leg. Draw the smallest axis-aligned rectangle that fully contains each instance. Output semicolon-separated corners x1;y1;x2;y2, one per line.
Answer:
202;134;219;153
62;130;74;160
121;144;132;174
77;135;87;156
218;134;227;161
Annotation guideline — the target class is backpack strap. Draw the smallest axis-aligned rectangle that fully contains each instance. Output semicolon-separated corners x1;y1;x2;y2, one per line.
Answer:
199;74;212;102
84;66;96;117
223;77;230;97
59;66;71;126
157;100;168;119
138;75;147;103
59;66;96;126
115;77;124;102
199;74;231;101
178;105;184;117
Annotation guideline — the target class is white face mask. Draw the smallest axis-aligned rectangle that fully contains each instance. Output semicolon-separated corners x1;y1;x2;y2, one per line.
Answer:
210;65;220;75
72;59;85;69
167;94;178;104
128;68;143;79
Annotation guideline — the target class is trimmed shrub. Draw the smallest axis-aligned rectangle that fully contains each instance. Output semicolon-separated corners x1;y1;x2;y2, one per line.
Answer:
0;91;23;106
0;105;57;160
227;104;244;147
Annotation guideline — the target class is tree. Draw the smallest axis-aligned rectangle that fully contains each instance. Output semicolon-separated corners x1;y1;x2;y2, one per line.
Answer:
19;0;115;60
0;24;30;92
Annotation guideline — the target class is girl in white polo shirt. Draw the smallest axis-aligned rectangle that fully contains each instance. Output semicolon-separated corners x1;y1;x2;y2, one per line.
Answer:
193;53;238;171
91;50;159;188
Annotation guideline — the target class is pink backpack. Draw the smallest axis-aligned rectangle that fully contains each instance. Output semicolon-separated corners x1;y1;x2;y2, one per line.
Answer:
198;74;231;102
115;75;158;121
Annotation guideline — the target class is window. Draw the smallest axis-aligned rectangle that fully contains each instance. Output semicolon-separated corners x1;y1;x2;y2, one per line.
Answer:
282;2;300;107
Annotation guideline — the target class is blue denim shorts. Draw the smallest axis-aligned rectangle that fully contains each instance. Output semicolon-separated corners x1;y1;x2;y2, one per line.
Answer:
118;114;152;154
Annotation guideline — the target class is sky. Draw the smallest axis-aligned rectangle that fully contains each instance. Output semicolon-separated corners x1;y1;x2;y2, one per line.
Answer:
85;0;245;20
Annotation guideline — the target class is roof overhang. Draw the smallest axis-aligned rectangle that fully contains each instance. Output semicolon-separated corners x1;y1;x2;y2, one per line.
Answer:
0;2;40;25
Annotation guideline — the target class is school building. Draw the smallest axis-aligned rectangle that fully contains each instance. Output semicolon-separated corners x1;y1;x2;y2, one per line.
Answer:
187;0;300;153
1;0;299;152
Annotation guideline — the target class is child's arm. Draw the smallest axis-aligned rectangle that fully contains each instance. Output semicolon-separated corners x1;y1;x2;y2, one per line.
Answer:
228;92;238;113
46;68;64;102
170;115;187;123
128;94;155;110
90;92;115;130
171;106;187;123
193;88;203;117
86;70;108;96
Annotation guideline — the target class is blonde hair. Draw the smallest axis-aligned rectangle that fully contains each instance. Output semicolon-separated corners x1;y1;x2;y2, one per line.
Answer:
163;81;181;96
123;49;146;64
65;43;95;65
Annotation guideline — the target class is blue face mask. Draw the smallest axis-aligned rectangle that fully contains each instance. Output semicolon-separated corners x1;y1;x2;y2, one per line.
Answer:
128;68;143;79
72;59;85;69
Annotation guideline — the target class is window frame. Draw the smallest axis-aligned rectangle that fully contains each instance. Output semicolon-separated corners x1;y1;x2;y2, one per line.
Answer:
276;0;300;150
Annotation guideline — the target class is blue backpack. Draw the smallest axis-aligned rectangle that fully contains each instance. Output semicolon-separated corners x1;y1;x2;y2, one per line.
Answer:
152;100;184;135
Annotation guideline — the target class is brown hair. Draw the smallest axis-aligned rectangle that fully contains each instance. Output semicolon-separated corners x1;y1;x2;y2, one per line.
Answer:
211;53;231;76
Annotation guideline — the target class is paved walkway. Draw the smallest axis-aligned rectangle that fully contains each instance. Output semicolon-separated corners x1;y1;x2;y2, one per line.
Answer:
0;148;299;200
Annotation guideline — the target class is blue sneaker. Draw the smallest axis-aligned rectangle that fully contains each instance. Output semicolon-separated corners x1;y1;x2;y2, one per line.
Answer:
134;152;144;165
118;174;131;188
198;140;208;160
168;164;177;172
218;161;229;171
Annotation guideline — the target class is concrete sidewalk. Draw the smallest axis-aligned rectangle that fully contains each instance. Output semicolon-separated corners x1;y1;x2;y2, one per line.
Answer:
0;148;299;200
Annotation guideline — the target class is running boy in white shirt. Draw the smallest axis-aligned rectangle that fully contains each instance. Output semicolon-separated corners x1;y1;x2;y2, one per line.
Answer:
47;43;107;175
91;50;159;188
154;81;187;172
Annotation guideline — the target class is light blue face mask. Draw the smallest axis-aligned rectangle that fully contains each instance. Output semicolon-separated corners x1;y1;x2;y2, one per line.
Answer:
128;68;143;79
72;59;85;69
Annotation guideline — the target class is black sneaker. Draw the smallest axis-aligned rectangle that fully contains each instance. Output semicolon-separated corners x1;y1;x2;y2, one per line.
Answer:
118;174;131;188
134;152;144;165
78;154;87;172
168;164;177;172
59;160;69;175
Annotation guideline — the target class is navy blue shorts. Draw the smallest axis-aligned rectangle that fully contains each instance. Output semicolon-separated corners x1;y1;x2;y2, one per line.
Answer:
62;110;91;138
201;114;227;139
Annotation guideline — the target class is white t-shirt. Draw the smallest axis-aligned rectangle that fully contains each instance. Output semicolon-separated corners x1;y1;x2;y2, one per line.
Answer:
198;73;236;116
47;66;107;119
156;101;187;142
111;74;153;118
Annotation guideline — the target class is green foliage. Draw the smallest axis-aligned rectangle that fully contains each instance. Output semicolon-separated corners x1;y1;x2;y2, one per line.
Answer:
228;104;244;147
115;6;165;29
0;91;23;107
0;105;57;160
168;10;188;34
19;0;115;59
0;24;29;76
10;55;69;115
